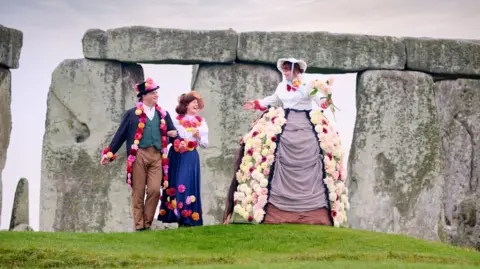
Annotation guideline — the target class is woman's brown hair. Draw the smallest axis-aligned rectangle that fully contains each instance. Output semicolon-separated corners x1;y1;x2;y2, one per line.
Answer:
175;93;198;115
281;61;304;74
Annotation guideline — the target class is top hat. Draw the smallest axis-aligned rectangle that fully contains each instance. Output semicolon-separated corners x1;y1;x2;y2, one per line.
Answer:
135;77;159;97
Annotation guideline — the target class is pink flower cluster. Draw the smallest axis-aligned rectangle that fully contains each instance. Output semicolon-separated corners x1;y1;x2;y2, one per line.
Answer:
144;77;158;90
310;109;349;227
232;107;287;223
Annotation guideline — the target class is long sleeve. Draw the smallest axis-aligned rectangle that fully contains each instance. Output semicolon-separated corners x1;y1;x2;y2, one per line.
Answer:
311;92;324;108
198;119;209;149
164;111;176;132
163;111;177;145
256;83;282;108
108;110;130;154
257;93;280;108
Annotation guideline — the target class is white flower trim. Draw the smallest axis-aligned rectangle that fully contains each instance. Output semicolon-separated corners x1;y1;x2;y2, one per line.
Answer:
310;109;349;227
232;107;349;227
232;107;287;223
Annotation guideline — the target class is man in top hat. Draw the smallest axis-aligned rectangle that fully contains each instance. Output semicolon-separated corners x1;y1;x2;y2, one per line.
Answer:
101;77;178;231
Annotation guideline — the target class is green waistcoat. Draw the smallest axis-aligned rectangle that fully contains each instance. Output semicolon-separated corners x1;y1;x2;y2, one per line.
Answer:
138;113;162;150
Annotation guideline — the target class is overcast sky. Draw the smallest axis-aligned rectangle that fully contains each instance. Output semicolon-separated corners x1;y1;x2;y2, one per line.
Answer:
1;0;479;231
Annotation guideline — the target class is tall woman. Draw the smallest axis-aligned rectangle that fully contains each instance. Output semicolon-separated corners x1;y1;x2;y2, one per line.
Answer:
223;58;348;227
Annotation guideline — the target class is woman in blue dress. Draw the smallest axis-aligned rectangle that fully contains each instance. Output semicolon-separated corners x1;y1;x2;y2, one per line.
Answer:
157;91;208;226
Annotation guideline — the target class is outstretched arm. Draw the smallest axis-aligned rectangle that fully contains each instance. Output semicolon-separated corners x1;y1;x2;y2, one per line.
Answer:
244;83;282;111
102;110;130;164
258;93;280;108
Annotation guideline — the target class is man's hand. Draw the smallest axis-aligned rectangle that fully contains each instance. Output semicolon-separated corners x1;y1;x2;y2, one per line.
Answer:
100;155;109;166
167;130;178;137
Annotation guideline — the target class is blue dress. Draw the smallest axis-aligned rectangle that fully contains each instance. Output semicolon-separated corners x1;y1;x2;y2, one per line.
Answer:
157;114;209;226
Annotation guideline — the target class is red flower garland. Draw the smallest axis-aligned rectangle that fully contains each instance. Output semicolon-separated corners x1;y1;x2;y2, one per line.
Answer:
176;115;203;132
102;102;170;191
173;138;198;153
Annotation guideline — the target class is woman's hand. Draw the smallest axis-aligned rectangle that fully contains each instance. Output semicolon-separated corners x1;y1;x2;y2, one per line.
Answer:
243;101;254;110
193;129;201;140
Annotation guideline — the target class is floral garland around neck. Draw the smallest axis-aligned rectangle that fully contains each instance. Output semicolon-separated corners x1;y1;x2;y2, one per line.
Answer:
172;114;202;153
310;109;349;227
177;114;203;133
232;107;287;223
102;102;169;190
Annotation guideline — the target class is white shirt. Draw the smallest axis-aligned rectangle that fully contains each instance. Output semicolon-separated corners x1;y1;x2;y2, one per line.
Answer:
173;114;209;148
258;79;323;110
143;104;155;120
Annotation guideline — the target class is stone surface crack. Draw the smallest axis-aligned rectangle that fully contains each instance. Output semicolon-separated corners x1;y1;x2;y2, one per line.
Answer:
453;115;475;191
50;90;90;143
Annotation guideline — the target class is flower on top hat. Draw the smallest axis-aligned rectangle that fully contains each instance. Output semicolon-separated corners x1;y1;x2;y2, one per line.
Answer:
135;77;159;97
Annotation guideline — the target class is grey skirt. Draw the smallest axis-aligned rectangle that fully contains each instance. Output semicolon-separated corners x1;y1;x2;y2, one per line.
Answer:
268;110;328;212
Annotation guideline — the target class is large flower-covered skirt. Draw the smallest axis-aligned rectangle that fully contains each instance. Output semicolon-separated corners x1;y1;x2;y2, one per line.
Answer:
226;107;349;227
157;147;203;226
265;110;329;221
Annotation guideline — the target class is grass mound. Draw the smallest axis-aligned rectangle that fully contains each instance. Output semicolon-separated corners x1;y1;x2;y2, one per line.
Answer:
1;224;478;268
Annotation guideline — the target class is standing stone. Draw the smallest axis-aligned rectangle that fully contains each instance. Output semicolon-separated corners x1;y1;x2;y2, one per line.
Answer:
82;27;237;64
403;37;480;77
11;223;34;231
435;79;480;250
0;68;11;228
0;25;21;228
348;70;444;241
191;63;282;224
10;178;29;229
0;25;23;69
237;31;406;73
40;59;143;232
0;179;2;227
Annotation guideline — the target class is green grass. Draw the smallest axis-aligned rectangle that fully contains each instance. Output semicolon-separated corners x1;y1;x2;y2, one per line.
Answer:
1;224;478;268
